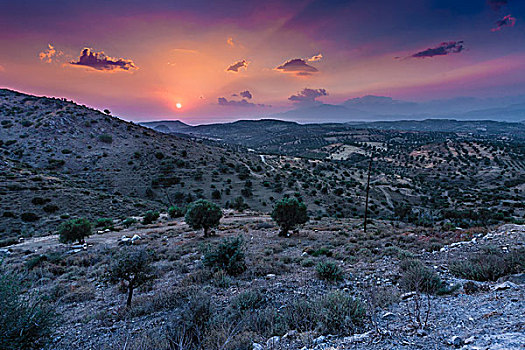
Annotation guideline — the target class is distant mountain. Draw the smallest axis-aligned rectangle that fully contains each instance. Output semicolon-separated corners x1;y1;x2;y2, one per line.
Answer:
139;120;191;133
268;95;525;123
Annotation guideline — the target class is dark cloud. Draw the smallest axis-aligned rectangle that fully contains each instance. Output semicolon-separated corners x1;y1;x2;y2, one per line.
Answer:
70;48;138;71
288;88;328;106
275;58;318;76
240;90;252;99
410;41;464;58
491;14;516;31
488;0;508;11
218;91;268;107
226;59;248;72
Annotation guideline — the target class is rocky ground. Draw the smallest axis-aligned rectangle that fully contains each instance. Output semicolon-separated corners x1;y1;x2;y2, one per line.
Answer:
1;214;524;350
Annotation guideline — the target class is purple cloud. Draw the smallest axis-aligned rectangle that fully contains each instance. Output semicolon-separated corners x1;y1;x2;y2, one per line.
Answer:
288;88;327;106
491;15;516;31
276;58;318;76
240;90;252;99
70;48;138;71
218;94;269;107
411;41;465;58
226;59;248;72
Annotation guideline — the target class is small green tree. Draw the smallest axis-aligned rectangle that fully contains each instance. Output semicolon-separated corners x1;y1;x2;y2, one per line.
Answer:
185;199;223;237
57;218;92;244
108;248;155;307
271;198;308;236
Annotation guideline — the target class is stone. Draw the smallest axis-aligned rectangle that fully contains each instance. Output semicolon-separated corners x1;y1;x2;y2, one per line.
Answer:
382;312;396;320
131;234;141;242
493;281;518;291
503;273;525;285
401;291;416;300
464;336;475;344
266;335;280;347
252;343;264;350
283;330;298;339
313;335;326;345
449;336;464;348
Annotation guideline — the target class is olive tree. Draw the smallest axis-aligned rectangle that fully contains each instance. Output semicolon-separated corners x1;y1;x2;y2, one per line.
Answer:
271;198;308;236
185;199;223;237
57;218;92;244
108;248;155;307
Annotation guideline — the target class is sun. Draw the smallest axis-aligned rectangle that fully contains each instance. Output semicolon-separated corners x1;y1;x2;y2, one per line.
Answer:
176;102;182;109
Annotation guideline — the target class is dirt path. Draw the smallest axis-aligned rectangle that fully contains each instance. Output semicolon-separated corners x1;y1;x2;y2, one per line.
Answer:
6;212;273;254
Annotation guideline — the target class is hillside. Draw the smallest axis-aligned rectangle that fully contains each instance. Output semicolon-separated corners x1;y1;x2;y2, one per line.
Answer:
2;89;524;243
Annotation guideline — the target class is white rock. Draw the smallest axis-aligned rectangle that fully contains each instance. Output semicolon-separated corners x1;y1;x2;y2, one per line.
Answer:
313;335;326;345
493;281;518;291
266;335;280;347
131;234;141;242
252;343;264;350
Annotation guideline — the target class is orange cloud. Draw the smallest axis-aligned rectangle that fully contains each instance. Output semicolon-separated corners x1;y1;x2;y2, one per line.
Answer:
226;59;248;72
39;44;63;63
307;53;323;62
227;37;235;47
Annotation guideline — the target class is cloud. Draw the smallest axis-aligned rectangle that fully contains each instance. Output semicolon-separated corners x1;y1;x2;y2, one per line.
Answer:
218;90;268;107
275;58;318;76
227;37;235;47
288;88;328;106
410;41;465;58
218;97;268;107
0;65;4;72
307;53;323;62
488;0;508;11
226;59;248;72
39;44;63;63
70;48;138;71
491;15;516;31
240;90;252;99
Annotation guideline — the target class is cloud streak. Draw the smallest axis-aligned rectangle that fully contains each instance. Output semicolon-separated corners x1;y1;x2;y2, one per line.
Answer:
226;59;248;72
491;15;516;31
275;58;318;76
410;41;465;58
70;48;138;71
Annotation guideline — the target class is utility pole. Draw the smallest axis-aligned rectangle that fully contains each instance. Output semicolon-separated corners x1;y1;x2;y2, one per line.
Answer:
364;152;373;233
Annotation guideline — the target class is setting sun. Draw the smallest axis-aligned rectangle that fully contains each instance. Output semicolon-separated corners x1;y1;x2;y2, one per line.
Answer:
176;102;182;109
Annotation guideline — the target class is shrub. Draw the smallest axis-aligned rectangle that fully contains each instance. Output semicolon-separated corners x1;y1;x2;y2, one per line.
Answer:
58;218;92;244
185;199;223;237
202;236;246;276
0;271;54;349
315;290;366;335
231;196;248;212
449;246;525;281
142;211;159;225
42;204;59;213
98;134;113;143
108;248;156;307
399;259;448;294
271;198;308;236
231;290;266;312
20;212;40;222
95;218;114;230
122;217;137;227
168;205;185;218
316;261;344;282
31;197;48;205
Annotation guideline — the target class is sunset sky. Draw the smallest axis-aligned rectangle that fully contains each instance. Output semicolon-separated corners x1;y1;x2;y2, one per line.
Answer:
1;0;524;123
